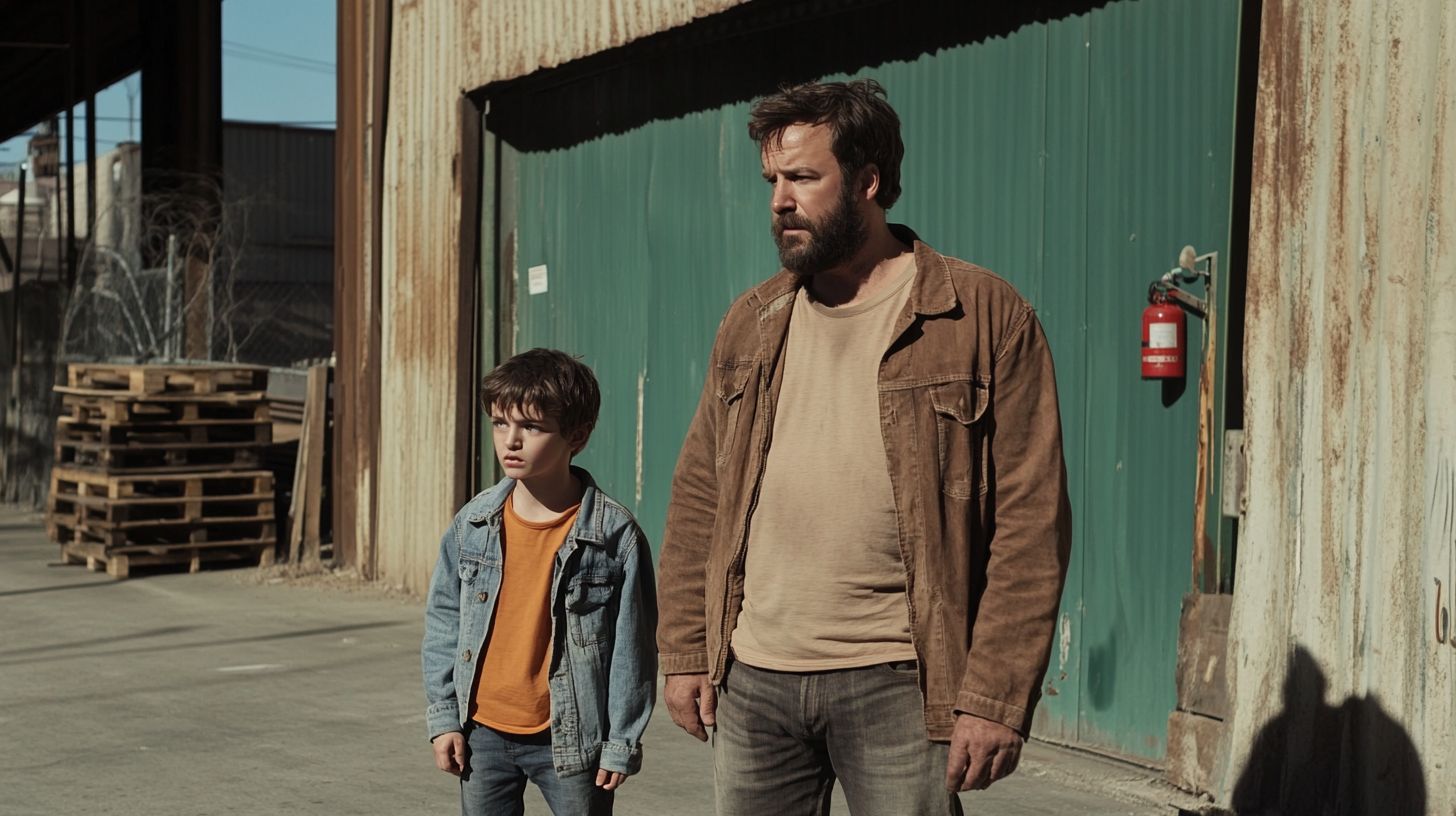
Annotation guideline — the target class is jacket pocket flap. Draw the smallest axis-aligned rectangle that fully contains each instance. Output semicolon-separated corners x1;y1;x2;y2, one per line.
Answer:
931;380;988;424
567;567;618;612
715;364;752;404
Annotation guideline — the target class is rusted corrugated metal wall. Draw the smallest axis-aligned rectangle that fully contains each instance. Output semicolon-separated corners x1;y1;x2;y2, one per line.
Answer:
366;0;750;591
335;0;389;576
1227;0;1455;811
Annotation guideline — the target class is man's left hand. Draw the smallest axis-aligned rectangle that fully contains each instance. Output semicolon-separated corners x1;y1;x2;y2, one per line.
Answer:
945;713;1023;791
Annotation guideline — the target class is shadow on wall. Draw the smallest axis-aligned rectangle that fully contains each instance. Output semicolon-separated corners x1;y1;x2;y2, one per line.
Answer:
1230;646;1425;816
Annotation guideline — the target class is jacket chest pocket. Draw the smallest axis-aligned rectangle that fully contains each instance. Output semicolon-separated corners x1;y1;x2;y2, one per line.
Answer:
565;567;619;646
715;362;754;466
930;379;990;500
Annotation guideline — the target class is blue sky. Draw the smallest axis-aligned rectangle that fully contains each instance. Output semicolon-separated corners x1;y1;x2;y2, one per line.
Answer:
0;0;336;169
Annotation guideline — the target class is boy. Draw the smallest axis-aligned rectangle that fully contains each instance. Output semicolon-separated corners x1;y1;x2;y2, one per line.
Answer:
423;348;657;816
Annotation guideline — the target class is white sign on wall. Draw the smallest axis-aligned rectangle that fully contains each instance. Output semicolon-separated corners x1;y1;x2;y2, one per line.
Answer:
528;264;549;295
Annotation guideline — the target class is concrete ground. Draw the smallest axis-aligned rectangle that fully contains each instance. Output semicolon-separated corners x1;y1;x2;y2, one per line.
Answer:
0;505;1201;815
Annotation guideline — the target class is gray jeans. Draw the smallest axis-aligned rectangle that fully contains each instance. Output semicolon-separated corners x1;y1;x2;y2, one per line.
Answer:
713;660;963;816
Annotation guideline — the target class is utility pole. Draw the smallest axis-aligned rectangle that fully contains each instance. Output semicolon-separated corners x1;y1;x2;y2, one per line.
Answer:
7;161;28;496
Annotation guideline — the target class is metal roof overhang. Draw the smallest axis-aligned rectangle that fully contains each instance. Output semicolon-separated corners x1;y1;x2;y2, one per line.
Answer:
470;0;1108;152
0;0;144;143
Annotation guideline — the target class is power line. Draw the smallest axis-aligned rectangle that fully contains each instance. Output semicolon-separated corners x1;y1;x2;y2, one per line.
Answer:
224;39;335;69
223;39;334;75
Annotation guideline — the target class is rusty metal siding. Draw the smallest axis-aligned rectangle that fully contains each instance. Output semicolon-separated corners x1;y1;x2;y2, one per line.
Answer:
334;0;389;576
367;0;754;592
1228;0;1456;811
456;0;747;85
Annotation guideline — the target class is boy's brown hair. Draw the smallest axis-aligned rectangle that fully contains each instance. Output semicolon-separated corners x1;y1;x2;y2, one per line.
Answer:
480;348;601;435
747;78;904;210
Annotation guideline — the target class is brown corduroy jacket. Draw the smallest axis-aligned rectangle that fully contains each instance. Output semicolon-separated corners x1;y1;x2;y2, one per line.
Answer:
656;225;1073;738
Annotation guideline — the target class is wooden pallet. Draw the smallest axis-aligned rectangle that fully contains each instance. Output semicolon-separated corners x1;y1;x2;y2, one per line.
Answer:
55;416;272;448
51;515;276;548
59;391;269;424
59;539;276;579
49;475;273;529
65;363;269;396
55;436;266;473
47;468;274;539
49;467;274;501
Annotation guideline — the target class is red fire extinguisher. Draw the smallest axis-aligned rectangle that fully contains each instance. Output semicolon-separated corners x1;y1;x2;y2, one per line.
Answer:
1142;288;1186;378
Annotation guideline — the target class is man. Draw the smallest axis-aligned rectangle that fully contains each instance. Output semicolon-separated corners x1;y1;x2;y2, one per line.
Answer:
656;79;1072;815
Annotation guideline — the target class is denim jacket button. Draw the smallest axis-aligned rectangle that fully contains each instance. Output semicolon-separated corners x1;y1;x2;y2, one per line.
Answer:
463;650;471;661
476;592;488;602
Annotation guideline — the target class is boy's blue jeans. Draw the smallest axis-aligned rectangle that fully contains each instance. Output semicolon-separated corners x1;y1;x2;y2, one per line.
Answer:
461;723;613;816
713;660;964;816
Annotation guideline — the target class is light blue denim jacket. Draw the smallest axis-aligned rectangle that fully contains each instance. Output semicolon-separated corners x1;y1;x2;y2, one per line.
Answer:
422;467;658;777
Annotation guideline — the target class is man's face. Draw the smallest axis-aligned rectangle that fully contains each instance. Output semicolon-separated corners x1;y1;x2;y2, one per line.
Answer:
761;123;868;275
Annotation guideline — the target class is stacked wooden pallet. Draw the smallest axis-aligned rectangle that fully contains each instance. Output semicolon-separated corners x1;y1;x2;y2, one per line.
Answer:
46;363;278;578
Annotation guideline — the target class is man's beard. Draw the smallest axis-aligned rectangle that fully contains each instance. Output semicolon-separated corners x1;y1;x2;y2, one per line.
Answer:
772;181;868;276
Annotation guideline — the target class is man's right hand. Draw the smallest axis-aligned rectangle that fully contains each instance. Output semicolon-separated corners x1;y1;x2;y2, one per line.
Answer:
664;673;717;741
432;731;466;776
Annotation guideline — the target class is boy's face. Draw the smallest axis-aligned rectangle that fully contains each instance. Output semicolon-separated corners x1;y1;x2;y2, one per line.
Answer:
490;404;590;484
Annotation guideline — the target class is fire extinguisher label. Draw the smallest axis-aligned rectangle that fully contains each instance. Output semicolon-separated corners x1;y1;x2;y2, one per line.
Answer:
1148;323;1178;349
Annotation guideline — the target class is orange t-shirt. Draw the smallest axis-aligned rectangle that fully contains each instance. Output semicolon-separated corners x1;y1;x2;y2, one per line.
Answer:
469;492;580;733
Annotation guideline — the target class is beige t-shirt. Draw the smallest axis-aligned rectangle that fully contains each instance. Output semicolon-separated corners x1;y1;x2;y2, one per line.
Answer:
731;261;919;671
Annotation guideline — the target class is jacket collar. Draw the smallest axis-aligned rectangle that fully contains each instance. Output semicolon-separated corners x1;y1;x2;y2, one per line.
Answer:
465;465;606;547
744;224;959;318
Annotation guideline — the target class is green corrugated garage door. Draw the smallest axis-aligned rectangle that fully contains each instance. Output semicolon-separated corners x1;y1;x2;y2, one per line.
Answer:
486;0;1241;764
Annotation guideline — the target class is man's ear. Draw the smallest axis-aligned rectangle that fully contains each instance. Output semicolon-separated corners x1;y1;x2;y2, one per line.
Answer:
858;164;882;203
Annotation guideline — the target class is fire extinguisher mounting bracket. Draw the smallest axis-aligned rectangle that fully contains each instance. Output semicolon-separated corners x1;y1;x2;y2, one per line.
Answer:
1148;245;1217;321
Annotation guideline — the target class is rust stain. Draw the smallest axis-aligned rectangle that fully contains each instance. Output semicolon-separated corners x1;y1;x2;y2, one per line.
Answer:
365;0;757;596
1230;0;1456;810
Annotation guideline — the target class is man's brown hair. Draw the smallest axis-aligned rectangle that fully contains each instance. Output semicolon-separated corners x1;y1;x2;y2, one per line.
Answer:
479;348;600;435
747;78;904;210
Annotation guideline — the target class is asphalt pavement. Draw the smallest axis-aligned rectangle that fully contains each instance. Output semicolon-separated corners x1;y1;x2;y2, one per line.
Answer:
0;504;1194;815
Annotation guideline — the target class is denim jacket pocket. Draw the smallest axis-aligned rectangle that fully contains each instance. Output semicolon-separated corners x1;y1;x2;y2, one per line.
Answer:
930;378;990;499
566;567;619;646
714;362;753;466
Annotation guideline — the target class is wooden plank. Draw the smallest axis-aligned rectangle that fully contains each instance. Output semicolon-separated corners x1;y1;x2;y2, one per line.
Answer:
59;438;269;453
300;365;329;568
54;442;264;473
56;386;269;401
50;467;274;495
52;491;274;509
66;363;268;396
1164;710;1227;797
60;540;274;579
69;520;276;549
1175;593;1233;720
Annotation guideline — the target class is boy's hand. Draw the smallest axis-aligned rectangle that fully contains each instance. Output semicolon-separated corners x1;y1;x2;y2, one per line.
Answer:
432;731;467;776
595;770;626;790
664;673;717;741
